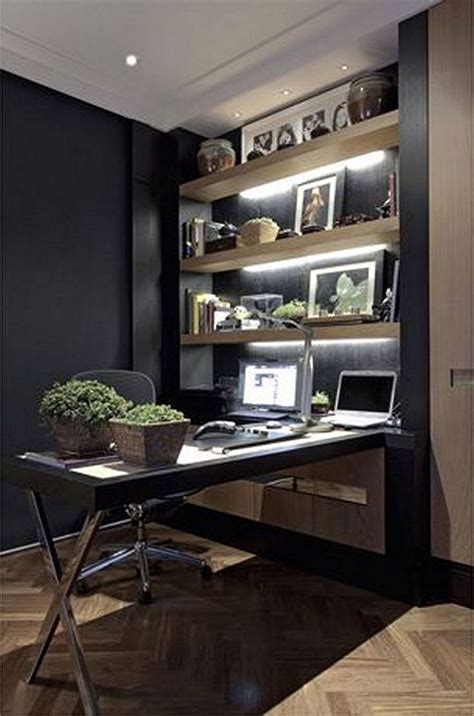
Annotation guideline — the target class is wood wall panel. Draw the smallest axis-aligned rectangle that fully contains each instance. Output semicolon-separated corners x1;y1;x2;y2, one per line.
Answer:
429;0;473;565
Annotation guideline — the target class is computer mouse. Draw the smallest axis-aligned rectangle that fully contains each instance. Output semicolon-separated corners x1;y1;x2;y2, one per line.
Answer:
266;420;282;429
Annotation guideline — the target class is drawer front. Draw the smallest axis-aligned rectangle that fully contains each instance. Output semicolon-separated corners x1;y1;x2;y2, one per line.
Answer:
265;448;385;554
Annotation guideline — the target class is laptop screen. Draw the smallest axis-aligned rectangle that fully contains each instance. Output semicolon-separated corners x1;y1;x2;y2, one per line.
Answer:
336;373;396;414
240;361;299;410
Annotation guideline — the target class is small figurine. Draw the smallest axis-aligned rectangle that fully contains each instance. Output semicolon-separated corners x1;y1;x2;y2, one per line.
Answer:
373;289;393;322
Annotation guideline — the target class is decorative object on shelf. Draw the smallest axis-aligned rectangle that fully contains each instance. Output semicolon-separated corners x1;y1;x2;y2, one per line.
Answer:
389;259;400;322
334;212;377;227
197;138;236;176
39;380;131;456
311;391;331;416
295;168;345;232
241;82;350;161
277;122;298;150
205;236;236;253
308;261;377;318
276;228;299;240
219;221;239;238
216;305;251;332
241;294;283;316
272;299;307;323
110;404;190;467
376;171;398;219
301;223;326;234
347;72;397;124
238;217;280;246
373;288;393;322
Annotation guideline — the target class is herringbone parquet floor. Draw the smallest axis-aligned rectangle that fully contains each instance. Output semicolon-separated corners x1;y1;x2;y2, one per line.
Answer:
1;524;473;715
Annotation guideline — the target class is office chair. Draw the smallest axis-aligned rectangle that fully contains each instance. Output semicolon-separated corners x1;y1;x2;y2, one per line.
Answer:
72;369;211;603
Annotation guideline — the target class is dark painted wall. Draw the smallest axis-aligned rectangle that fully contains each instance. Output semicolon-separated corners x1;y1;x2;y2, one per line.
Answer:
2;72;132;549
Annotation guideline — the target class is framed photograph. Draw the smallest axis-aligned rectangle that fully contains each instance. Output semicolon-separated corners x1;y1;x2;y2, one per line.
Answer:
308;261;377;317
242;83;350;162
294;169;345;232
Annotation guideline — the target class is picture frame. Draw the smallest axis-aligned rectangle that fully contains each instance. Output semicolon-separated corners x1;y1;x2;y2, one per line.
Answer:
294;168;345;232
308;261;377;318
242;83;350;162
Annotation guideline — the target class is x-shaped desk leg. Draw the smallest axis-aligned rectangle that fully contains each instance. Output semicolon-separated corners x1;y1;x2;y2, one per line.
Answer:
25;490;104;716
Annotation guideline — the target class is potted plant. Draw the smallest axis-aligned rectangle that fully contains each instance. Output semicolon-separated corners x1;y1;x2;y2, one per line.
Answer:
311;391;331;416
110;404;190;467
272;299;307;323
40;380;132;456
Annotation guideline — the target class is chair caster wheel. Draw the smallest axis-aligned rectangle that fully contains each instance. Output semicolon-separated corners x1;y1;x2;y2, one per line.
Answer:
72;580;91;596
200;565;213;580
138;588;153;604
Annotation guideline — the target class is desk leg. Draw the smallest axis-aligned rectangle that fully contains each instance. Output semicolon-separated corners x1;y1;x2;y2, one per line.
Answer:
25;490;104;716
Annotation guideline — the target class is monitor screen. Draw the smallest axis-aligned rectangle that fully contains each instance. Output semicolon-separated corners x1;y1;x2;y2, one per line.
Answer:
240;361;299;409
337;373;396;414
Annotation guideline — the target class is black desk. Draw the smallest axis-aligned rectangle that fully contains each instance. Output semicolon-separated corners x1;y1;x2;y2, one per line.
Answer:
3;428;422;716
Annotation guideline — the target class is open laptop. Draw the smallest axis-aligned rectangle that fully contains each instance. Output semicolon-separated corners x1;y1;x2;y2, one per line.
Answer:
321;371;397;428
225;359;301;422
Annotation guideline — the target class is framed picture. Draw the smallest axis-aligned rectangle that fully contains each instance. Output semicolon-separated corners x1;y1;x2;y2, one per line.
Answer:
242;83;350;162
294;169;345;232
308;261;377;317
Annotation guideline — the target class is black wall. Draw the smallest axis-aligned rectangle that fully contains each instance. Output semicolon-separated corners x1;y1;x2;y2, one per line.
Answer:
2;73;132;549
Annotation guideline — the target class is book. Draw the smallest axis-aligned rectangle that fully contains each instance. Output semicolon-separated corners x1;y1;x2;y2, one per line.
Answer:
21;451;121;470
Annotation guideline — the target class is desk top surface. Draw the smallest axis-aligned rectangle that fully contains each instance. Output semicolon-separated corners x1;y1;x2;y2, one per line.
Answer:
3;428;416;512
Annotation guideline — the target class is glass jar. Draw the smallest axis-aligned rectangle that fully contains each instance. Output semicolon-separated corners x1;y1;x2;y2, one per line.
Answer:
197;139;236;176
347;73;396;124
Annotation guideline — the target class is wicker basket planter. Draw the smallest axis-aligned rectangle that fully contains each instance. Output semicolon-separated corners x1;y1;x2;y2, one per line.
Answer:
50;418;113;456
238;218;279;247
110;419;190;467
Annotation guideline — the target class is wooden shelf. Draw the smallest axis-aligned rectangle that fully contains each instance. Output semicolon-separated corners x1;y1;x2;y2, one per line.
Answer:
181;323;400;345
180;111;399;203
181;217;399;273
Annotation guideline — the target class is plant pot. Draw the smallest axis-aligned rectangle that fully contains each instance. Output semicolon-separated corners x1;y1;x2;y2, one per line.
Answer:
311;405;330;416
50;418;113;456
110;419;190;467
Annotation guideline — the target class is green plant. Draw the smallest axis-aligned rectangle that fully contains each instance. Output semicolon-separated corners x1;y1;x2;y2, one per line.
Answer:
311;391;330;406
272;299;307;322
39;380;132;426
117;403;186;425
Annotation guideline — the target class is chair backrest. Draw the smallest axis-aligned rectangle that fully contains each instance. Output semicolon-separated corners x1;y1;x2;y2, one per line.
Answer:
72;369;156;404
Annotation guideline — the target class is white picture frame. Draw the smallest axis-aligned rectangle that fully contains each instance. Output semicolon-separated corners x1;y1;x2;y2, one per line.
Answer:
241;83;350;162
308;261;376;317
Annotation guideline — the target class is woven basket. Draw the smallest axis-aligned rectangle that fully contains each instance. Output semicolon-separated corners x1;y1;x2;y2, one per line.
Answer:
50;418;112;456
238;220;279;246
110;419;190;467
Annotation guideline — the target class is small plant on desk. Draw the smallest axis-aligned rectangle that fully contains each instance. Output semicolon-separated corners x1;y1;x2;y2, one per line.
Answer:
39;380;132;456
110;404;190;467
311;391;331;416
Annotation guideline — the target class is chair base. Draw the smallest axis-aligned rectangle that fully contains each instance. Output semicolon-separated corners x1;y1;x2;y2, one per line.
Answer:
73;539;212;602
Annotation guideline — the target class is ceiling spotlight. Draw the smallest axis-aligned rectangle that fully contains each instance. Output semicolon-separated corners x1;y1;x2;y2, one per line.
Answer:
340;64;349;71
232;111;243;119
125;54;139;67
280;88;292;97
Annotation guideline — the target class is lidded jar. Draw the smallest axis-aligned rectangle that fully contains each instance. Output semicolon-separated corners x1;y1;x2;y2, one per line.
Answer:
197;139;236;176
347;72;396;124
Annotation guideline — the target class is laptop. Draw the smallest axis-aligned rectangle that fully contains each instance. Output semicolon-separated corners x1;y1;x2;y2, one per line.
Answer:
321;371;397;429
225;359;301;422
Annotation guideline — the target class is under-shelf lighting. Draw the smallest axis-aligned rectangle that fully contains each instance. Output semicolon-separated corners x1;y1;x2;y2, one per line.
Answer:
243;244;387;273
248;338;396;348
239;151;386;200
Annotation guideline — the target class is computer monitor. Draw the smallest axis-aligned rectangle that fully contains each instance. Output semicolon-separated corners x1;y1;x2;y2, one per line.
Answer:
335;371;397;417
239;360;300;411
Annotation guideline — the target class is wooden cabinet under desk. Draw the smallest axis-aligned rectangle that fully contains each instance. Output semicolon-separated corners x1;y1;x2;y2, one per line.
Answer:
189;448;385;554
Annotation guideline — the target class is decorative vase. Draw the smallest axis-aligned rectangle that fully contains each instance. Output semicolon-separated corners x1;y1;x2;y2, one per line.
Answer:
197;139;236;176
347;73;396;124
110;419;190;466
50;418;112;456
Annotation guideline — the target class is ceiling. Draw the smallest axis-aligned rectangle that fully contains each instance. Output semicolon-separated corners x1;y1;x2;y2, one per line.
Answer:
1;0;437;137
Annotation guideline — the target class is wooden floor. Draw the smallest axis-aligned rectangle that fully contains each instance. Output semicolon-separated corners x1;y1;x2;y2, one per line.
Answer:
1;524;473;716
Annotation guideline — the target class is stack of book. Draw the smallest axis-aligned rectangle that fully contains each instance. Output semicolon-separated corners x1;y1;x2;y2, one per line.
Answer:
182;219;224;258
184;291;231;334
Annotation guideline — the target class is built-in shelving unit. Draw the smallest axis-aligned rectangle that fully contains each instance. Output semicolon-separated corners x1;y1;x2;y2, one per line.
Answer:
181;216;399;274
181;323;399;345
180;111;399;202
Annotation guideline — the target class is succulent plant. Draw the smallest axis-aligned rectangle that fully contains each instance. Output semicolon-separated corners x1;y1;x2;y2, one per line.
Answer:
272;299;307;322
39;380;132;426
311;391;330;407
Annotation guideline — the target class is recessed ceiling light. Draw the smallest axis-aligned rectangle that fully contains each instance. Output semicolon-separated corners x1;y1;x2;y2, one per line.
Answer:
232;111;243;119
340;64;349;71
125;54;139;67
280;88;292;97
